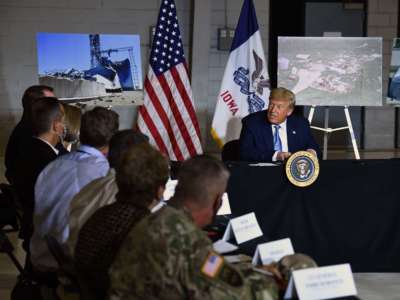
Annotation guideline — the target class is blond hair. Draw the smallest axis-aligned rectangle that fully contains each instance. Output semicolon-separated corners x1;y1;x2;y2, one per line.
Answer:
269;87;296;109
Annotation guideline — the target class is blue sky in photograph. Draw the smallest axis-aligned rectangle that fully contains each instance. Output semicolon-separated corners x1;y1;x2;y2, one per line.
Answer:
36;33;143;86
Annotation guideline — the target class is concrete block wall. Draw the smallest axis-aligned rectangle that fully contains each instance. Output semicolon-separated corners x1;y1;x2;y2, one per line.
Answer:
0;0;192;158
364;0;398;149
0;0;398;159
0;0;269;160
205;0;269;152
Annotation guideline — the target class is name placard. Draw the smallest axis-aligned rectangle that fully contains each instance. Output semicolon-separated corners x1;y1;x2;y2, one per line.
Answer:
213;239;238;254
163;179;178;201
222;212;263;244
252;238;294;265
284;264;357;300
217;193;231;215
163;181;231;216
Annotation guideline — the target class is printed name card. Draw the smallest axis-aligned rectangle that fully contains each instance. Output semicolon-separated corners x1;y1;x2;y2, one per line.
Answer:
222;212;263;244
252;238;294;265
284;264;357;300
217;193;232;215
163;179;178;201
213;239;238;254
163;180;231;216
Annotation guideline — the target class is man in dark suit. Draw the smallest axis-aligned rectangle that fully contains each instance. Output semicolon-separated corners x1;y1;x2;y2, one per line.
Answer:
13;97;65;250
11;96;65;300
239;87;321;162
5;85;55;184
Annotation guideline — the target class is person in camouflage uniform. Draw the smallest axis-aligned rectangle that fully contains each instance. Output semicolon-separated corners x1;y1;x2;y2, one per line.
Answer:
109;156;279;300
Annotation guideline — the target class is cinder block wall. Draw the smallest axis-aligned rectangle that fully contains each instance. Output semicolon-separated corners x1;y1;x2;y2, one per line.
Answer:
0;0;269;160
364;0;398;149
0;0;192;157
0;0;270;159
204;0;269;152
0;0;398;165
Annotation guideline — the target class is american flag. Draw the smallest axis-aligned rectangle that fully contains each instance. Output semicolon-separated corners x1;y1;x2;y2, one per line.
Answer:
137;0;202;161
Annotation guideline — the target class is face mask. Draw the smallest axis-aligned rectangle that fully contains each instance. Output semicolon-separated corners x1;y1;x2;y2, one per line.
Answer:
64;128;79;144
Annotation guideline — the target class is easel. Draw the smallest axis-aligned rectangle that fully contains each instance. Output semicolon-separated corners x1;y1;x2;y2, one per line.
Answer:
307;105;360;160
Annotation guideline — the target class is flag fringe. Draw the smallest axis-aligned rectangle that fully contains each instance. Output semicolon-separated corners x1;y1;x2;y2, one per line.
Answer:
210;127;224;149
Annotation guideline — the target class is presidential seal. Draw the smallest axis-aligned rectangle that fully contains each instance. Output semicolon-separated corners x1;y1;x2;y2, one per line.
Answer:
285;151;319;187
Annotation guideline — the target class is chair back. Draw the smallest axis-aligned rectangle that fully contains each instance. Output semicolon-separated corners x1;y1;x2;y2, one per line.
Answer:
0;229;24;273
221;139;240;162
0;183;21;232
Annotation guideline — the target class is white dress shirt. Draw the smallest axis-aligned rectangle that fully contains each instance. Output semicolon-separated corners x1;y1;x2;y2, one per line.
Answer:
271;119;288;161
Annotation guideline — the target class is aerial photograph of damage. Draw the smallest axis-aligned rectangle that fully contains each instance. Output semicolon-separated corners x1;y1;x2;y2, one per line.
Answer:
278;37;382;106
36;33;143;107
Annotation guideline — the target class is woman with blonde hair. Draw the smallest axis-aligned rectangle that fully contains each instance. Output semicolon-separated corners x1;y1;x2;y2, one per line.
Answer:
62;103;82;151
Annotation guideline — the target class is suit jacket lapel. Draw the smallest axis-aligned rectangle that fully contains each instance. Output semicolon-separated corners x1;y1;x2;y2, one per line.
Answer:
287;116;295;152
263;112;273;150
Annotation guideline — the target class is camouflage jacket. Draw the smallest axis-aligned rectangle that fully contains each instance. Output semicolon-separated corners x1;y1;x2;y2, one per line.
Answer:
109;205;278;300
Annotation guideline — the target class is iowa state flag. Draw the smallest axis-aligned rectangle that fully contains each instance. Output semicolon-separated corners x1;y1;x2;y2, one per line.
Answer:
211;0;270;147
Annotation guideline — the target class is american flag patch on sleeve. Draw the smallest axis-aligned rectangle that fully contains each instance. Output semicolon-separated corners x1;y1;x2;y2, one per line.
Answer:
201;252;224;278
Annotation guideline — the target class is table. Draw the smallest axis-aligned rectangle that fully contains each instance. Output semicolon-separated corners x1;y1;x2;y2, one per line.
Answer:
226;159;400;272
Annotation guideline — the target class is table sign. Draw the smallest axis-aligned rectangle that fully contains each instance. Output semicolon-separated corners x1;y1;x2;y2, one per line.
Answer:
163;179;178;200
252;238;294;265
217;193;232;215
163;180;231;216
284;264;357;300
222;212;263;244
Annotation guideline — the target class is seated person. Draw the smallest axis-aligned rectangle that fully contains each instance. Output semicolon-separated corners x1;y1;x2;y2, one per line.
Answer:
239;87;321;162
13;97;65;249
5;85;56;184
30;107;119;271
109;156;279;300
10;97;65;296
67;130;149;254
75;143;169;300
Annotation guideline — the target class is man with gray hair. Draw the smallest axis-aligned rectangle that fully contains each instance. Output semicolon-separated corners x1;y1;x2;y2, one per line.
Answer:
109;156;279;300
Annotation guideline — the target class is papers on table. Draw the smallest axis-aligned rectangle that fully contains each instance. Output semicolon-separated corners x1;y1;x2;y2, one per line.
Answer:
248;162;279;167
224;254;252;264
213;239;238;254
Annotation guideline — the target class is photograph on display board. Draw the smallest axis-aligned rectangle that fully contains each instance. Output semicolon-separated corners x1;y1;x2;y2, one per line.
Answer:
278;37;382;107
387;38;400;103
37;33;143;106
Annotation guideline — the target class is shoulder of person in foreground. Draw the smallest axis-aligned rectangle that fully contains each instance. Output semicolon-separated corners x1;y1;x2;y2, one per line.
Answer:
110;205;279;300
67;170;117;255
